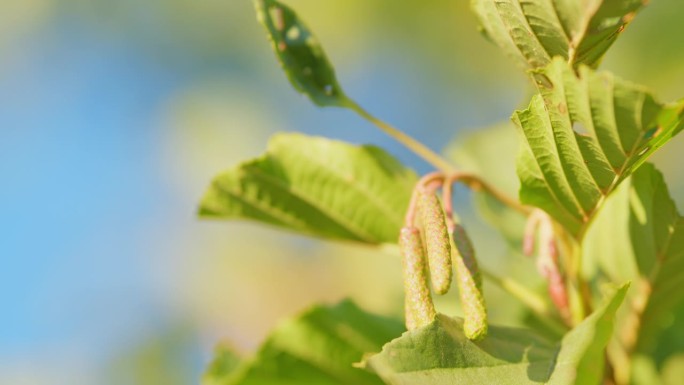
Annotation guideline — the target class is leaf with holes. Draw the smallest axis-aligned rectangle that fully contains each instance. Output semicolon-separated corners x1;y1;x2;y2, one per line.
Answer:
515;58;684;237
361;283;628;385
583;164;684;359
203;300;404;385
254;0;348;107
199;133;417;244
471;0;645;71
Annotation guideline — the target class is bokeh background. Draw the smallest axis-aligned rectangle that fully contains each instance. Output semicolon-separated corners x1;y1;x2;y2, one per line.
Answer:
1;1;683;384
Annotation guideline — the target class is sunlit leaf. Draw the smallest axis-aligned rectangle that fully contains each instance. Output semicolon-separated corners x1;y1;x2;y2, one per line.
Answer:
471;0;645;71
629;354;665;385
362;283;628;384
199;133;417;244
636;307;684;384
515;58;684;237
203;343;243;385
254;0;348;107
583;164;684;360
204;300;404;385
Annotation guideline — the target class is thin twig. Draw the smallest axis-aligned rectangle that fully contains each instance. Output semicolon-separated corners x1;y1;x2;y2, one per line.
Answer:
404;172;445;226
345;99;456;173
457;173;532;216
442;177;456;233
346;98;530;216
481;268;567;336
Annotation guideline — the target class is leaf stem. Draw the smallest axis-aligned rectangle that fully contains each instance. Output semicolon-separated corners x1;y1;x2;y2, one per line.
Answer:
480;268;567;336
452;173;532;216
344;99;456;173
345;98;531;218
558;231;591;325
404;172;445;226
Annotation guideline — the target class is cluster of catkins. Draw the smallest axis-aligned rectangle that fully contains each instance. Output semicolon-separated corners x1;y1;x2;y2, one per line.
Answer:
400;184;488;341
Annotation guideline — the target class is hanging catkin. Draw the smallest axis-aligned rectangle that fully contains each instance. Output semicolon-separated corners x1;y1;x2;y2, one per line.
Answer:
399;226;436;330
452;221;488;340
417;190;452;295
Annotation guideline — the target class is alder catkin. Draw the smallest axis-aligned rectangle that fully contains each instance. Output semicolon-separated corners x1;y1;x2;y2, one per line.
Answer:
452;222;488;340
417;190;452;295
399;226;436;330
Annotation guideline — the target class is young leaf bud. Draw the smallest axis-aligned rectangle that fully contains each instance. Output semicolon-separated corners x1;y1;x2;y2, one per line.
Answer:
537;218;569;319
417;190;452;295
400;226;436;330
452;223;488;340
547;267;569;315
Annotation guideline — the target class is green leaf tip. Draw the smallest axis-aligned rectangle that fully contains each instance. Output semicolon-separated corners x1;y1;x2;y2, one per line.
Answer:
198;132;417;244
547;282;629;385
253;0;348;107
204;299;404;385
515;58;684;238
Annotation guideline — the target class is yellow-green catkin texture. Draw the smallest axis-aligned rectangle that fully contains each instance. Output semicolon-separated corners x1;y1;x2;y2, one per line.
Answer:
452;223;488;340
417;190;452;295
400;226;436;330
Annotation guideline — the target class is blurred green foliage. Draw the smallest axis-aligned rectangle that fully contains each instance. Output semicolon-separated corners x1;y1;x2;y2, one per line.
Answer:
2;0;683;384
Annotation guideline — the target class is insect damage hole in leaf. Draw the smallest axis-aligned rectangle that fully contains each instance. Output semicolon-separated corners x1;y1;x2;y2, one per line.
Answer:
572;121;590;137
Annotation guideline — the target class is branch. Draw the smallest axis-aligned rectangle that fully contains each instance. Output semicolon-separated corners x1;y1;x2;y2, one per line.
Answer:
481;268;567;336
344;99;456;174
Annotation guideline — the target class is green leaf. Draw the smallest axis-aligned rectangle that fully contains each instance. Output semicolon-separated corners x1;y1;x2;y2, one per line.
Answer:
362;284;628;385
515;58;684;237
199;133;417;244
547;285;629;384
204;300;405;385
203;343;243;385
583;164;684;355
637;304;684;383
254;0;348;107
629;354;664;385
471;0;645;71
